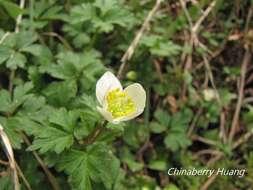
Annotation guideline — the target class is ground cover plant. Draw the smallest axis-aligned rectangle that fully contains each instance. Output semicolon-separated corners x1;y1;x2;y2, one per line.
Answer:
0;0;253;189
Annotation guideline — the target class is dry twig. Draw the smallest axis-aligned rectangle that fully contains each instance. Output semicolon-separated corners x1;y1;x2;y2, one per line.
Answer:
187;108;202;136
0;124;20;190
193;149;222;158
15;0;25;33
153;60;164;83
0;159;9;165
190;135;216;146
229;50;252;142
22;134;61;190
15;162;32;190
180;1;217;99
42;32;73;50
219;111;227;143
0;32;10;44
229;4;253;142
117;0;163;79
200;173;218;190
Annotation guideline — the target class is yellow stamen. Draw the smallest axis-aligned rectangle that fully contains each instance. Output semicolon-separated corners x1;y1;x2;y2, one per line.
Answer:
106;88;136;119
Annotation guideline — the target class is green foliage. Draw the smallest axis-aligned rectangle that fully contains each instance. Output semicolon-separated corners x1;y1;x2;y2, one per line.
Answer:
28;108;78;154
0;174;13;190
149;109;192;151
0;0;22;19
164;109;193;151
141;35;181;57
57;143;120;190
0;32;41;69
67;0;134;33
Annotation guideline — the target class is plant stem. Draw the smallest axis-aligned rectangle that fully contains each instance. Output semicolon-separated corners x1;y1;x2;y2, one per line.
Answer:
22;134;61;190
82;121;108;146
117;0;163;79
8;70;15;94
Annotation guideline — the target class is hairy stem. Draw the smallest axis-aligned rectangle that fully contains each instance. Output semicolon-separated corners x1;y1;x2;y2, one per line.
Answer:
81;121;108;146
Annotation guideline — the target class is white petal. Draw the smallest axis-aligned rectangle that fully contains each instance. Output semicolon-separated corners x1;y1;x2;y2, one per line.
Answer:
96;71;122;105
97;106;113;122
97;106;120;124
124;83;146;112
113;109;144;122
112;83;146;122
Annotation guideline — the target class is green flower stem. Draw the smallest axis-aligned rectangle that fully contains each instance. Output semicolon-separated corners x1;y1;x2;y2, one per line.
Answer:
82;121;108;146
8;69;15;93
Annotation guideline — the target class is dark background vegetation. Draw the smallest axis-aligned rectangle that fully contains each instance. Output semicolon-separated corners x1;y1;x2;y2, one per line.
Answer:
0;0;253;189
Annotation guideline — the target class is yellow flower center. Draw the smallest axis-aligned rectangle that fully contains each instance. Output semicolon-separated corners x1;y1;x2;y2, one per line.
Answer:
106;88;136;119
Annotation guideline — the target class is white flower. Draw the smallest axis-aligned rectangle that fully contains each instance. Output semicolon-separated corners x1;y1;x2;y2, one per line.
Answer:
203;88;217;101
96;71;146;124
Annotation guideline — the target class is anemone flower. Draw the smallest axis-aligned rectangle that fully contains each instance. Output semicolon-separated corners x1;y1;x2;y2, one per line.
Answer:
96;71;146;124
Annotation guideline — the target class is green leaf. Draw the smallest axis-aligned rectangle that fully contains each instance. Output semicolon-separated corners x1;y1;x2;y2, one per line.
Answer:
76;94;101;121
149;109;170;133
0;90;12;113
67;0;134;33
69;3;95;24
21;44;44;56
121;148;144;172
141;35;181;57
149;122;167;134
0;46;12;64
40;5;63;20
94;0;117;15
0;1;23;19
164;184;180;190
0;82;33;114
11;82;34;113
6;52;27;69
72;33;90;48
24;105;54;125
21;96;46;114
0;174;13;190
42;80;77;106
7;116;42;136
219;89;236;106
148;160;167;171
80;50;104;78
0;117;23;149
93;0;134;32
170;108;193;131
27;107;80;154
151;41;181;57
123;158;144;172
164;132;191;151
0;29;4;38
35;46;54;72
47;59;78;80
243;106;253;130
46;51;103;82
49;108;79;133
123;123;146;149
28;126;74;154
57;143;120;190
163;109;193;151
154;109;170;127
203;129;219;142
15;31;37;49
13;82;34;102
